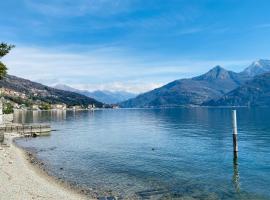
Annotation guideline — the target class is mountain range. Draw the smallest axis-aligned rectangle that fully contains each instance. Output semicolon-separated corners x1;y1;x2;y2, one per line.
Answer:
120;59;270;108
2;59;270;109
0;75;103;108
205;72;270;107
240;59;270;77
53;84;137;104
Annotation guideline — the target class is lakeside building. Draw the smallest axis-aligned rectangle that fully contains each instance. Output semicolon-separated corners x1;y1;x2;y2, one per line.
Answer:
0;88;27;99
31;105;40;110
51;104;67;110
88;104;96;110
112;105;119;109
13;103;20;109
72;105;83;110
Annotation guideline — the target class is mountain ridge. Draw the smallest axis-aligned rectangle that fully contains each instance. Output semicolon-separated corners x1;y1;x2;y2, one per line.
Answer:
0;75;103;108
53;84;137;104
120;65;249;108
120;59;270;108
241;59;270;77
205;72;270;107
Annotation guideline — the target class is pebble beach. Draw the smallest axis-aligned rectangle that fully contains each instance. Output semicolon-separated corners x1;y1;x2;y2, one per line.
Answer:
0;133;89;200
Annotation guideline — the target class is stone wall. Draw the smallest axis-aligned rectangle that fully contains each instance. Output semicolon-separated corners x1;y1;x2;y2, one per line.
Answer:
3;114;13;123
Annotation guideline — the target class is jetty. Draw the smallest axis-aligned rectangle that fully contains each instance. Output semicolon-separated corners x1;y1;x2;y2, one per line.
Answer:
0;123;51;138
0;99;52;143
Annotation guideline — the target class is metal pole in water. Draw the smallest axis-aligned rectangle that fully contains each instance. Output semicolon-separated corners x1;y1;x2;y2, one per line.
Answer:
232;110;238;158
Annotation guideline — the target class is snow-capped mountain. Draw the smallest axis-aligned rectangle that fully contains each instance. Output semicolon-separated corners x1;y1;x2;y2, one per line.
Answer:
242;59;270;76
54;84;137;104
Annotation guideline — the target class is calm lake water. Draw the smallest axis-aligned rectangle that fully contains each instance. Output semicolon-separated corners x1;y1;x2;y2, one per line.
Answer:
15;108;270;199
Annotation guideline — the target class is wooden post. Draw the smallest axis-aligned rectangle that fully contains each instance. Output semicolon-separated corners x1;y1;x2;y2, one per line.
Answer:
232;110;238;158
233;155;240;192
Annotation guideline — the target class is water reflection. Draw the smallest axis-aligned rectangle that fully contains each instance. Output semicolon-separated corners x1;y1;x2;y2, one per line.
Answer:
52;110;66;121
233;156;240;193
14;108;270;199
14;110;67;123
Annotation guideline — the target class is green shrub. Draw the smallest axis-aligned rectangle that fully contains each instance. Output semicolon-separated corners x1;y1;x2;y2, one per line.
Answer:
39;103;51;110
3;102;13;114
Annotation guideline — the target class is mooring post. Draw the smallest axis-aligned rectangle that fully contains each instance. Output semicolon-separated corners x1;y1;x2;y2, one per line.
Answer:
233;155;240;192
232;110;238;158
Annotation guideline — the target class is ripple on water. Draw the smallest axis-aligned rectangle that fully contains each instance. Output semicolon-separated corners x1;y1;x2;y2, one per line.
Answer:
14;108;270;199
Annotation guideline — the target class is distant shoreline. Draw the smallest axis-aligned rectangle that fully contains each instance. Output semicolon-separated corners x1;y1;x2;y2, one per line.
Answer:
13;105;264;112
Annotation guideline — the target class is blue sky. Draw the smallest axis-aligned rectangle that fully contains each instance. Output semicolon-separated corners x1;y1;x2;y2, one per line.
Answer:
1;0;270;93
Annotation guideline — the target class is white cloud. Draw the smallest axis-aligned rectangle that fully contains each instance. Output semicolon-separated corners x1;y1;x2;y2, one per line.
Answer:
2;45;251;93
2;45;167;93
69;81;164;94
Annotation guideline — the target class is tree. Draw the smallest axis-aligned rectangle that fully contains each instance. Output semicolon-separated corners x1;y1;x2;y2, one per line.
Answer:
0;42;15;79
3;102;13;114
0;43;15;113
0;43;15;58
0;62;7;78
39;103;51;110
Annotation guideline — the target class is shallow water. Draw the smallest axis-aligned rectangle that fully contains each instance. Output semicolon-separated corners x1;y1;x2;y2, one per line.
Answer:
15;108;270;199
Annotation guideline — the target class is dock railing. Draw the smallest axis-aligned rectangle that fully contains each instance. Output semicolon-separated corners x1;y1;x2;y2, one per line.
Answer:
0;124;51;137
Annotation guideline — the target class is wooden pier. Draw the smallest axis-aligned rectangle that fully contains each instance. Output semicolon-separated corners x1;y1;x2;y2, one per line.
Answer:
0;124;51;137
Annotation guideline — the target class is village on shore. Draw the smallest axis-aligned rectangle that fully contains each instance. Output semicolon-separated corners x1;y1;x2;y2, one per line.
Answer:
0;87;119;114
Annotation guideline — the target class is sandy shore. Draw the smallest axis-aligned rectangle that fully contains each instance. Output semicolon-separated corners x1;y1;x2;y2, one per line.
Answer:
0;133;89;200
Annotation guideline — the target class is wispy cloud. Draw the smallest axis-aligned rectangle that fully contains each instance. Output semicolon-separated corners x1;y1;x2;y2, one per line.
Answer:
171;27;204;36
255;23;270;29
24;0;138;17
172;25;231;36
2;45;251;93
70;81;163;94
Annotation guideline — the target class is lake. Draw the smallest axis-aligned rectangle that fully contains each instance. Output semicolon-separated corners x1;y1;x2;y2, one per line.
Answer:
14;108;270;199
